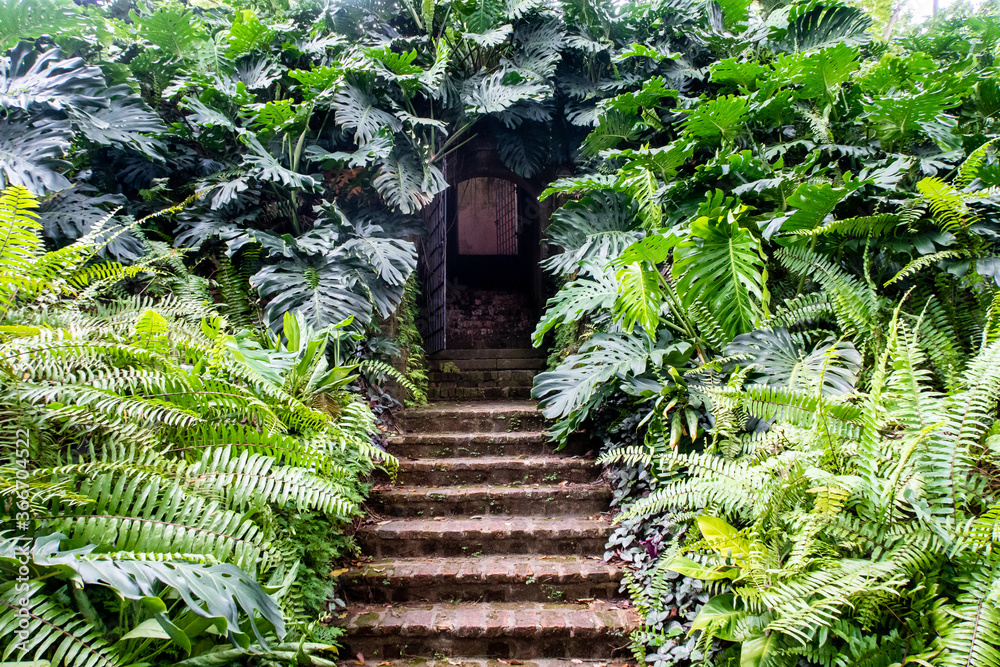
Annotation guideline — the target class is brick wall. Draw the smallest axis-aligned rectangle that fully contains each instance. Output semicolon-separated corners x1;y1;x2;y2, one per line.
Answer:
446;288;537;349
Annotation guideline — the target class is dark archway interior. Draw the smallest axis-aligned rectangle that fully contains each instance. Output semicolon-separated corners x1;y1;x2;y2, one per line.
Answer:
439;141;543;349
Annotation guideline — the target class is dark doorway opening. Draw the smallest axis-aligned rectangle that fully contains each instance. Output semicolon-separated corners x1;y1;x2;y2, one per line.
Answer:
418;140;545;353
445;175;539;349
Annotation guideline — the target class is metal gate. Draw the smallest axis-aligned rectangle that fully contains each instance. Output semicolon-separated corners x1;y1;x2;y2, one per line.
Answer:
496;180;518;256
419;164;449;355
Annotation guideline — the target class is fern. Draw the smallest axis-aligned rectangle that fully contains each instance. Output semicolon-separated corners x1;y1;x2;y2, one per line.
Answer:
0;186;383;664
361;358;425;403
0;583;118;667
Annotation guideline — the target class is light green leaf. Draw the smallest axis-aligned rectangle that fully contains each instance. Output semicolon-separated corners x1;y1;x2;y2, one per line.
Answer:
741;632;781;667
662;554;738;580
690;593;743;641
614;262;663;336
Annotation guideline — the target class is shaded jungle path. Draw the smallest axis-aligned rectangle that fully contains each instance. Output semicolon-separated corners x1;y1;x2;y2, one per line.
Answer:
340;348;637;664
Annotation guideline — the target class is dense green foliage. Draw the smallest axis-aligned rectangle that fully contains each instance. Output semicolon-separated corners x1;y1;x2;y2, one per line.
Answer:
4;0;1000;665
0;184;391;664
529;1;1000;667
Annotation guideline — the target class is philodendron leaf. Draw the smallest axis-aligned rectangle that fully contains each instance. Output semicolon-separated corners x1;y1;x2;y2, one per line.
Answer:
9;533;285;650
741;632;782;667
673;203;767;341
612;231;681;267
662;554;738;580
697;515;755;562
690;593;743;641
614;262;663;336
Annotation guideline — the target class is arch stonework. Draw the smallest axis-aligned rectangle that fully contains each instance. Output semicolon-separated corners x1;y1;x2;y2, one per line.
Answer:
417;135;552;351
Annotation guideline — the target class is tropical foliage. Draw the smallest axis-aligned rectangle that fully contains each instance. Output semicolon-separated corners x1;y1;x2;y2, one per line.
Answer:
0;184;391;664
528;1;1000;666
4;0;1000;665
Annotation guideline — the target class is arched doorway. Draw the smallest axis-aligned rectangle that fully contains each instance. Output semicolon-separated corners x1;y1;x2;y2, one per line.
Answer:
418;139;543;352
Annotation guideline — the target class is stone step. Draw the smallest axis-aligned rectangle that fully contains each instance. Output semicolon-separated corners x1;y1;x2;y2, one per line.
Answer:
428;386;534;401
431;358;547;372
398;401;547;433
388;431;554;458
395;457;600;486
355;660;634;667
356;516;612;557
433;349;546;361
341;601;637;660
430;369;539;385
342;555;623;603
371;484;613;517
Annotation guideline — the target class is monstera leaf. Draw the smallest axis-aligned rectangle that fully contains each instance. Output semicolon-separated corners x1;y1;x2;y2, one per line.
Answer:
533;263;620;345
0;46;106;113
727;327;862;396
768;1;872;54
0;116;73;194
457;0;507;33
253;253;373;332
0;0;90;51
343;236;417;288
463;70;548;116
542;190;644;277
241;134;318;190
863;85;960;151
5;533;284;652
673;197;767;341
772;43;860;103
131;5;206;60
37;185;144;260
533;331;655;421
67;85;167;155
373;146;446;214
682;95;750;145
331;84;402;146
495;122;550;177
582;109;639;155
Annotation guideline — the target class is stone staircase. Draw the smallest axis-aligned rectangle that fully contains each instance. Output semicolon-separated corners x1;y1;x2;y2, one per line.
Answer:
340;391;637;663
428;348;546;401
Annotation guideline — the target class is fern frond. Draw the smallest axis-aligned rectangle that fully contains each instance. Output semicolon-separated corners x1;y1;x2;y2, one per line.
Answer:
917;177;974;231
0;583;119;667
956;138;997;189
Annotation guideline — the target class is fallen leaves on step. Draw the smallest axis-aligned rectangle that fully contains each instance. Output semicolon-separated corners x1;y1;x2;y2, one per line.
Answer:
329;568;349;578
354;653;365;665
497;660;524;665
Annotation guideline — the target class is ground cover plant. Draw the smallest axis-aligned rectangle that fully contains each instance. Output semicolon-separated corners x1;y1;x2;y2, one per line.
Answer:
529;1;1000;667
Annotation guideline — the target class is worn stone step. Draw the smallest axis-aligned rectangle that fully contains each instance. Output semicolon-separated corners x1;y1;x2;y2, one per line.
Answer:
342;555;623;603
341;601;637;659
388;431;554;458
356;660;634;667
371;484;613;517
356;516;612;557
395;457;600;486
429;386;534;401
398;401;547;433
431;358;547;372
430;369;539;385
433;349;545;361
